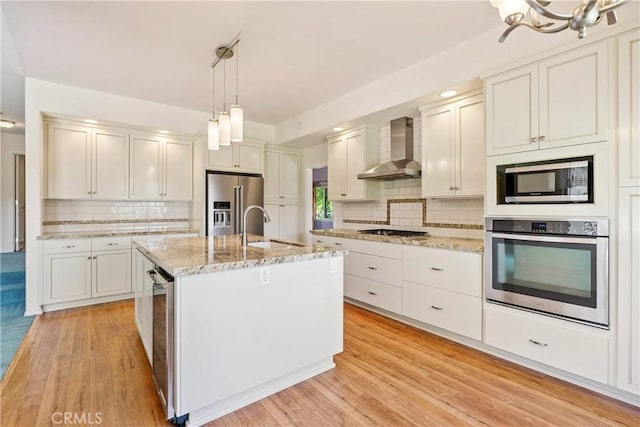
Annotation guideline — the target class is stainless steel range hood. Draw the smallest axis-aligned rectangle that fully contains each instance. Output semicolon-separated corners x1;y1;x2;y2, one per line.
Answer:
357;117;421;180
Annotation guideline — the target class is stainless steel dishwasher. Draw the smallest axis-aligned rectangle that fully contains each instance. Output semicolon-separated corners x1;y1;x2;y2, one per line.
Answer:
148;266;187;425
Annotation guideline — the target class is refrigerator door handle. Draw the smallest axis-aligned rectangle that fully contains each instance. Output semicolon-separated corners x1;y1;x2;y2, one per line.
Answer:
233;186;242;234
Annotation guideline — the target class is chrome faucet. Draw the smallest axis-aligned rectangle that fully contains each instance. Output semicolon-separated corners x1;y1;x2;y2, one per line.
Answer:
242;205;271;247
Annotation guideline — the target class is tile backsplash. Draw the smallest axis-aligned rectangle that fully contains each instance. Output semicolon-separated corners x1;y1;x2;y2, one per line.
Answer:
332;116;484;239
42;200;192;233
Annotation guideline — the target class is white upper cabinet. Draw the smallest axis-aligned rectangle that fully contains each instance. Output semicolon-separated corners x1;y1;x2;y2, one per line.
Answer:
421;93;484;198
264;147;300;201
327;126;379;201
485;41;609;156
618;30;640;187
207;140;264;174
46;120;129;199
130;133;192;201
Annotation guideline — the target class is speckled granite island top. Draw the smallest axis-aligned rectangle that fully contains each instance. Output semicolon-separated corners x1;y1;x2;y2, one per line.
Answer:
310;228;484;253
133;234;348;277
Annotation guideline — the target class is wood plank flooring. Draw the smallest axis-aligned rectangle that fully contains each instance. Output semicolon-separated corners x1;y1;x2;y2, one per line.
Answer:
1;300;638;426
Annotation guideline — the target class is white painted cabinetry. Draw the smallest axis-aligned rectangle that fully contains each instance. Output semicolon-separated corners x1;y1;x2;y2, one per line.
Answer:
264;148;300;201
485;304;609;384
421;93;484;197
263;203;300;242
327;127;379;201
207;140;264;174
485;41;609;156
43;237;132;307
264;147;301;241
617;189;640;394
130;133;192;201
46;120;130;199
134;248;155;365
618;30;640;187
402;246;482;340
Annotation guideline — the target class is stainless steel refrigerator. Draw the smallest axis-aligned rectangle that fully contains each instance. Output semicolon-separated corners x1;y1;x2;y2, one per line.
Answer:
206;171;264;236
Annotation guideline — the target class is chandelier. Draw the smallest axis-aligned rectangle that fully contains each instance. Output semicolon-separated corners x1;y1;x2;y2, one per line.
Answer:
208;37;243;150
490;0;630;43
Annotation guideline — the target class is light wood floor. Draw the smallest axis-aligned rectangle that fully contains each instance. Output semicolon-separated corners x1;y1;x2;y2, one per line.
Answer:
1;300;639;426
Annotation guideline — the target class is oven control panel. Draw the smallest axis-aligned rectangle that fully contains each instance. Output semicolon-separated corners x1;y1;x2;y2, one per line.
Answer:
488;219;605;236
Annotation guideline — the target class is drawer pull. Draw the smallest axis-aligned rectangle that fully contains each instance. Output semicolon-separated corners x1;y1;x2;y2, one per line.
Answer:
367;291;378;296
63;245;76;249
528;339;548;347
106;243;118;246
316;240;323;243
367;266;378;270
430;267;444;271
431;305;444;311
335;242;342;246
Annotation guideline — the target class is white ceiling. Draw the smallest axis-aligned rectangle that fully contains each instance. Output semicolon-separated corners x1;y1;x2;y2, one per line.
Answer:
1;1;502;134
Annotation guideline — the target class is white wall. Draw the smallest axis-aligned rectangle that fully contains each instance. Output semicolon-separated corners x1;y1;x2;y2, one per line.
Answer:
0;133;24;252
23;78;274;315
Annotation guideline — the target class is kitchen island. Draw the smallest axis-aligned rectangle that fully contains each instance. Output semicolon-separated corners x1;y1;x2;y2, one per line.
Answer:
133;234;347;426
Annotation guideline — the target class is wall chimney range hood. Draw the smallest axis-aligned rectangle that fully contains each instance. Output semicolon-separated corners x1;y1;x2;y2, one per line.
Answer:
357;117;421;180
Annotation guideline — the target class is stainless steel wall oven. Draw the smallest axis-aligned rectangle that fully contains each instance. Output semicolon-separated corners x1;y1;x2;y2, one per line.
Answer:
485;218;609;328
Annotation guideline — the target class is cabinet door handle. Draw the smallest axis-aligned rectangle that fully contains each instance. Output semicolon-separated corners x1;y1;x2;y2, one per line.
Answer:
341;193;347;197
431;305;444;310
539;136;546;142
454;186;460;190
93;256;97;260
449;186;454;190
430;267;444;271
531;137;538;143
528;339;548;347
92;191;97;195
280;205;285;207
367;266;378;270
279;196;284;198
87;191;92;195
367;291;378;296
87;256;92;260
63;245;76;249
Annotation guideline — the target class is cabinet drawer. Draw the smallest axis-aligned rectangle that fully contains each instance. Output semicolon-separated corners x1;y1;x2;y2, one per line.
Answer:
403;246;482;296
344;274;402;314
345;252;402;287
44;239;91;254
347;238;402;259
92;236;132;251
484;304;609;384
403;282;482;340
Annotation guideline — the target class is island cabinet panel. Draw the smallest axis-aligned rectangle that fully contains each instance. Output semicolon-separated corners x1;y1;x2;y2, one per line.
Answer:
133;249;154;365
174;257;343;419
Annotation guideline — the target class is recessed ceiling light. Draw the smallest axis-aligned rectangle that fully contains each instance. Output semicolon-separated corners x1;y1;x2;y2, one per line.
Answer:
439;90;457;98
159;130;170;134
0;119;16;129
332;127;344;132
84;119;98;124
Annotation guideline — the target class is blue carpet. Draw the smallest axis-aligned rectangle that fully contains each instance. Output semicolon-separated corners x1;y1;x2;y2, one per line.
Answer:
0;251;33;380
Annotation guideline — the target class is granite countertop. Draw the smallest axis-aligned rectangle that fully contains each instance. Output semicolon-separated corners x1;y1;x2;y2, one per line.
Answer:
38;228;200;240
310;228;484;253
133;234;348;277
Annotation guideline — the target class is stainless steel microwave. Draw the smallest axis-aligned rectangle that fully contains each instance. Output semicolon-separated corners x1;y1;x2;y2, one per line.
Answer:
497;156;593;204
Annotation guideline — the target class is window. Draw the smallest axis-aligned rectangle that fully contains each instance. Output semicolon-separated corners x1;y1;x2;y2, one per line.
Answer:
314;185;333;220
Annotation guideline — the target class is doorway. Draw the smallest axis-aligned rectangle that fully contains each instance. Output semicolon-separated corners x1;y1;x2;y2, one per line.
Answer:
14;154;25;251
312;167;333;230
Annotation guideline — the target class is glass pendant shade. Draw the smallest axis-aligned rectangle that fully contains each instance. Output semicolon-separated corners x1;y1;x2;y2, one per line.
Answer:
208;119;219;150
230;105;243;142
218;112;231;146
497;0;529;21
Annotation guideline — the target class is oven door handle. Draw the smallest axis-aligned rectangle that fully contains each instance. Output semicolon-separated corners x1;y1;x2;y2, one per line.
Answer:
490;232;598;245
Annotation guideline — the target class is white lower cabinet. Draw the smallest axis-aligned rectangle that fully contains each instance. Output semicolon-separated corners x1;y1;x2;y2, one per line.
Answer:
134;248;154;365
484;304;609;384
264;203;300;242
403;282;482;340
342;240;403;315
43;237;131;306
344;275;402;313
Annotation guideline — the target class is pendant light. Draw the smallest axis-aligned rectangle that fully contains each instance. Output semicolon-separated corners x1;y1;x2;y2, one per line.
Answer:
208;36;243;150
208;66;219;150
230;41;243;142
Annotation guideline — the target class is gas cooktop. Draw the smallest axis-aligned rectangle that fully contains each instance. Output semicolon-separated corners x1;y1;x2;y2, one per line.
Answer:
358;229;428;237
